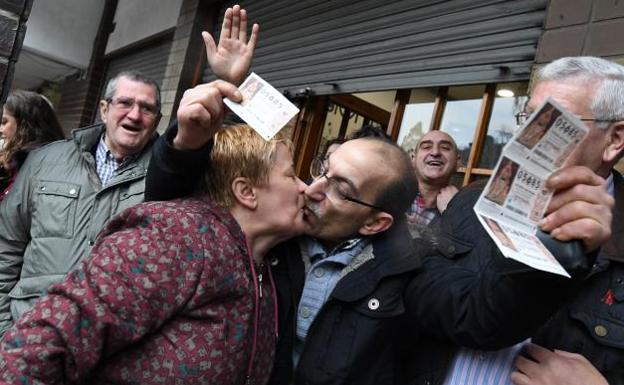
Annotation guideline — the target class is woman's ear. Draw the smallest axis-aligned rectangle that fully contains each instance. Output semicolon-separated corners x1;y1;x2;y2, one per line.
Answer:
231;177;257;210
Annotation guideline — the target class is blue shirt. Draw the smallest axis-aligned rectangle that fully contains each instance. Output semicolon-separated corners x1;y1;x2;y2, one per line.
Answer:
443;340;529;385
292;236;369;368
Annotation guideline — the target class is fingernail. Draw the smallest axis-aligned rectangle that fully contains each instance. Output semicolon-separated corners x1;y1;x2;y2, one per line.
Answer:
539;217;550;230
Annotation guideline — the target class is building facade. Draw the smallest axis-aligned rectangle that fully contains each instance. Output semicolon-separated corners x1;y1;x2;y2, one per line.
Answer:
8;0;624;182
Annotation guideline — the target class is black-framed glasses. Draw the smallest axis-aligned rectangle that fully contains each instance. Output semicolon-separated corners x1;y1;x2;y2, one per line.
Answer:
107;97;160;119
515;110;619;127
309;156;385;211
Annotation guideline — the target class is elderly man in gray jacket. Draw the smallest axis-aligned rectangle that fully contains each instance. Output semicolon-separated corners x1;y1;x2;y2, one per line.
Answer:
0;70;161;335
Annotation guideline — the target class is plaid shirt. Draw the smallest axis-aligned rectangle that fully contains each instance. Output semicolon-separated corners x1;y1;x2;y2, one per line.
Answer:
95;136;137;186
407;193;440;226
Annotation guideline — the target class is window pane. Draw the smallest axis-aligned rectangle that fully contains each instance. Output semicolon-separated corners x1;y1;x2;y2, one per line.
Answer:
318;104;369;159
479;82;528;169
319;91;394;157
440;85;485;164
397;88;438;152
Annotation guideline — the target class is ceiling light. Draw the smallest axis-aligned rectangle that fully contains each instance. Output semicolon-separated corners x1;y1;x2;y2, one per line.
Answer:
497;89;515;97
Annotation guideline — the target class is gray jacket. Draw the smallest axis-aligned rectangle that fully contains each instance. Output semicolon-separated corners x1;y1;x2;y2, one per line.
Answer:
0;124;154;335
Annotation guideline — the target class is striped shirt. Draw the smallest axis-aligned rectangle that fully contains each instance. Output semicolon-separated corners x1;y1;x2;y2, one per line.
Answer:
443;340;529;385
292;237;368;368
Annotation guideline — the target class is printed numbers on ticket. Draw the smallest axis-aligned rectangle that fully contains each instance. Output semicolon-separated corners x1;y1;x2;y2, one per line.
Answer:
223;73;300;141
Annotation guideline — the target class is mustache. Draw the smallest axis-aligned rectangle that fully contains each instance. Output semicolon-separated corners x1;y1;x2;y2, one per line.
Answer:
305;197;322;217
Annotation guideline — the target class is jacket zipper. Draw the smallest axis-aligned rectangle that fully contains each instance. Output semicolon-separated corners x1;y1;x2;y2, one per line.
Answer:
244;241;280;384
245;239;261;385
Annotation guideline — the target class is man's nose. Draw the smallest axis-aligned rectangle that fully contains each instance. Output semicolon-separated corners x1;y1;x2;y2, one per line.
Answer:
305;177;327;200
126;103;142;120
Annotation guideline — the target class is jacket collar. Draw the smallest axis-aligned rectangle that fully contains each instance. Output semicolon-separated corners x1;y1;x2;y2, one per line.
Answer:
331;220;422;302
602;170;624;262
71;123;107;153
195;195;247;254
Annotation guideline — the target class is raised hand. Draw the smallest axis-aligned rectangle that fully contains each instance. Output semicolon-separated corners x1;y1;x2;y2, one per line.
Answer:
174;81;241;150
539;166;613;252
203;4;259;86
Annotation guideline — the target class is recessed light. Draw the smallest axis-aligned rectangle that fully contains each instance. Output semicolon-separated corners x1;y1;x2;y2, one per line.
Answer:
497;89;514;97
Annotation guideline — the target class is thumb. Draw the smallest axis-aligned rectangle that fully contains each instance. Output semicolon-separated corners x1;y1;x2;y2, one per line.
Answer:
553;349;581;359
202;31;217;61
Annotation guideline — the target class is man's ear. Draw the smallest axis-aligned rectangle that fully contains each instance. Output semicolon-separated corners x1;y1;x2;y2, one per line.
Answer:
153;112;162;130
231;177;257;210
99;100;109;124
358;212;394;236
604;122;624;163
453;153;462;170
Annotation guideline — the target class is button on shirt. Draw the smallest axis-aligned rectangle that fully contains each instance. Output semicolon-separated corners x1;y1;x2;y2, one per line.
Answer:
95;136;136;186
293;237;368;368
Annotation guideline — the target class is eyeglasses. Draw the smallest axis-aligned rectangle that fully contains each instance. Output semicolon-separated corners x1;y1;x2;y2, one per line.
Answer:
515;110;618;127
107;97;160;119
309;156;385;211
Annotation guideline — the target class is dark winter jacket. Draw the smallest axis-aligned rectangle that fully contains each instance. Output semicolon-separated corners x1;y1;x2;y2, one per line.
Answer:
267;183;592;385
532;171;624;385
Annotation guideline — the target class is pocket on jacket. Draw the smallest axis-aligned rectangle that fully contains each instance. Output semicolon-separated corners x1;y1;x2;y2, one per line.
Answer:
32;181;80;239
570;310;624;349
114;181;145;214
432;234;474;260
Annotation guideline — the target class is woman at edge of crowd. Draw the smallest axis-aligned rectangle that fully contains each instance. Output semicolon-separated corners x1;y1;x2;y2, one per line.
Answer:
0;90;64;201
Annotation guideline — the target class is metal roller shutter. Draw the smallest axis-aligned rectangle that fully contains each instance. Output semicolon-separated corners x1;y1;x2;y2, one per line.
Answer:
202;0;546;94
103;34;173;95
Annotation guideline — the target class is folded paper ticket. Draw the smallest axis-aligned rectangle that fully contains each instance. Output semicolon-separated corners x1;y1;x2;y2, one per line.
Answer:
474;97;589;277
223;72;300;140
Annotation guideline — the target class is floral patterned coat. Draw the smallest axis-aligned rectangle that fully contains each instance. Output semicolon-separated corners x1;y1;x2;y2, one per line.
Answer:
0;197;277;385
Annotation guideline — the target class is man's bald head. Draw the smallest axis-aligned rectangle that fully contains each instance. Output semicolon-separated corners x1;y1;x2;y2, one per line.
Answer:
350;137;418;220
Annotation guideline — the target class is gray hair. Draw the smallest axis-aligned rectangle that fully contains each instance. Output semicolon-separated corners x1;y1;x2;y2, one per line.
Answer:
538;56;624;129
103;70;161;109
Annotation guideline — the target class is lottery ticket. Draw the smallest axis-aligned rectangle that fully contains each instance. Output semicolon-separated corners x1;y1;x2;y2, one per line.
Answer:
474;97;589;277
223;72;300;140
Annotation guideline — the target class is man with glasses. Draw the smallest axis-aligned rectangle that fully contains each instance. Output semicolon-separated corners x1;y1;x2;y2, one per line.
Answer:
507;56;624;385
438;56;624;385
0;70;161;335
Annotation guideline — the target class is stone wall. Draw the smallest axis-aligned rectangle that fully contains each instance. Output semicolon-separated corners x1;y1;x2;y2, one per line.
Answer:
536;0;624;62
0;0;33;110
